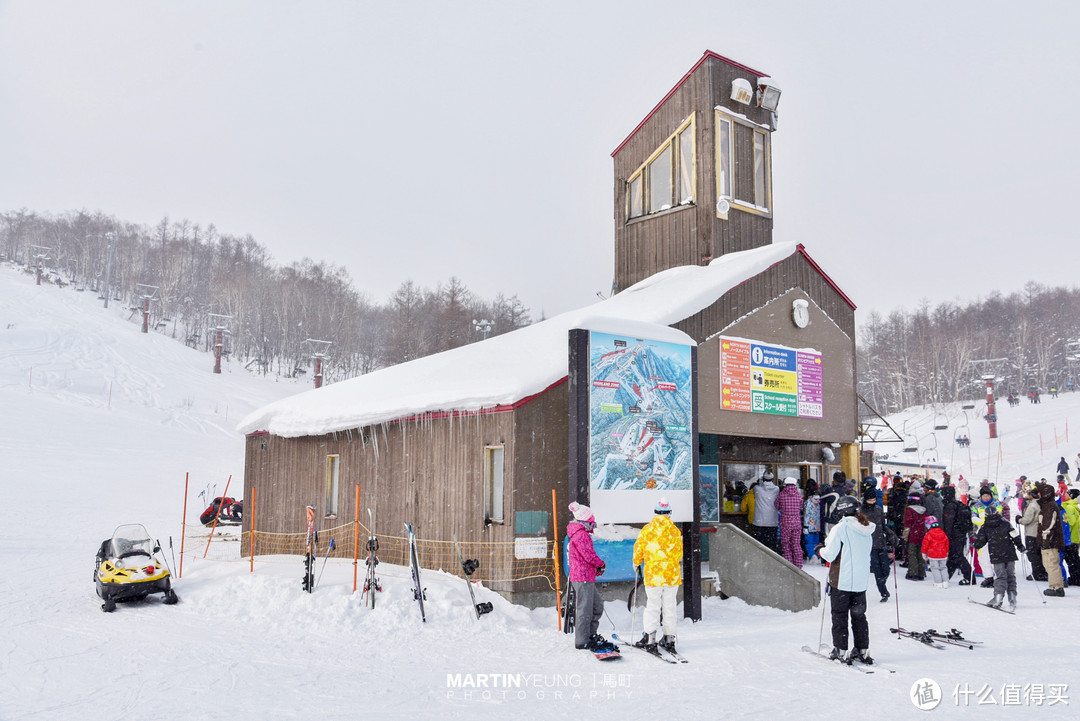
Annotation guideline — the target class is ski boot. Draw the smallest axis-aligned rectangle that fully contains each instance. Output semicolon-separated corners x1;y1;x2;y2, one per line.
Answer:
827;647;846;663
957;578;971;586
634;632;657;650
980;577;995;588
1007;591;1017;613
658;635;677;654
880;592;890;603
986;593;1003;609
941;580;949;589
1043;587;1065;597
848;648;874;666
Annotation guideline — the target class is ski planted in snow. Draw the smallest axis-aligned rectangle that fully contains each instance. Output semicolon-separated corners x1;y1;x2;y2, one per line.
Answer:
611;633;677;664
452;535;493;620
362;509;381;609
801;645;874;673
890;627;947;649
404;522;426;622
302;505;316;593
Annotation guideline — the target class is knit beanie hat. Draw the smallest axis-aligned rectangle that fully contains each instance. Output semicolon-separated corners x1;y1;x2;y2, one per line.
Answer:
909;481;923;493
784;477;799;486
862;488;877;502
569;501;594;522
654;497;672;514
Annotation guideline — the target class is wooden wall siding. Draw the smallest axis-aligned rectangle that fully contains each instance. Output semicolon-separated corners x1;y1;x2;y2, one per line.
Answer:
243;411;521;589
243;387;577;595
671;253;856;344
510;379;570;594
613;55;775;292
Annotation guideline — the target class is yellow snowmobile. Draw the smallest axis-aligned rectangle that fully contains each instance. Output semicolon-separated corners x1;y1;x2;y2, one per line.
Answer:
94;524;178;612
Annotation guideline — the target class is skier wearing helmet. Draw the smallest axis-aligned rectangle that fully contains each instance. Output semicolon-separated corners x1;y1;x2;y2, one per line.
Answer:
819;495;876;665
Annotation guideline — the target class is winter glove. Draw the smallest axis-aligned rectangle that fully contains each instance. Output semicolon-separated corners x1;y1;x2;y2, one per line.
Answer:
596;562;605;577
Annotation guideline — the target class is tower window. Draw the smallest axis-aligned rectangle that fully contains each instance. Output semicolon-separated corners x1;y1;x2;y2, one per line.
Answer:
627;113;696;220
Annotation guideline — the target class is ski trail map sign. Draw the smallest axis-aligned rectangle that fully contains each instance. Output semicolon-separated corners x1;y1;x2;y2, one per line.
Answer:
587;331;694;522
719;336;823;419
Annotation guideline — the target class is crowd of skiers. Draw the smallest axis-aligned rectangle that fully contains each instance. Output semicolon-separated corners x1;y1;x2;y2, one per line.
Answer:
737;465;1079;665
563;460;1079;664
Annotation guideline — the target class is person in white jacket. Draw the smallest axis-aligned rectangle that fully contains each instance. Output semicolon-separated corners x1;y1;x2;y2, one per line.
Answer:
819;495;876;665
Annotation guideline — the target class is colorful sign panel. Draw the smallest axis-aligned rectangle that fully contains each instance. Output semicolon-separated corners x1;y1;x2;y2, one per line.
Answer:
587;331;694;522
719;336;823;419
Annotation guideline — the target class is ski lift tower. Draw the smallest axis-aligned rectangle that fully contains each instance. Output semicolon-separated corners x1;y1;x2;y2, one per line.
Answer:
29;245;51;286
134;284;159;334
208;313;234;374
303;339;333;389
970;358;1008;439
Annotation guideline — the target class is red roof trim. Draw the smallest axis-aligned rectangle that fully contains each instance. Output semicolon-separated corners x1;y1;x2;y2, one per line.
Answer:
795;244;857;311
611;50;769;158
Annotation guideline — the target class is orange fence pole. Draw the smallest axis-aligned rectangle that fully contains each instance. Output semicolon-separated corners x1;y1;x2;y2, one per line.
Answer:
249;485;256;573
179;472;189;579
552;488;562;631
203;474;232;559
353;484;361;593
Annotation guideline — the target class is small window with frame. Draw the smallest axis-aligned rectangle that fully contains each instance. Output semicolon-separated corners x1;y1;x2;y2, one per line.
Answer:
484;446;505;524
325;454;340;518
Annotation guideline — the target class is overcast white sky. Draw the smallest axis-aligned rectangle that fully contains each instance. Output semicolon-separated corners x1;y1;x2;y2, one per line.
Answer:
3;1;1078;324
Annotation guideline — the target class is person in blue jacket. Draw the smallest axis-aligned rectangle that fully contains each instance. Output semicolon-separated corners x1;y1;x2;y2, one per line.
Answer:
819;495;876;665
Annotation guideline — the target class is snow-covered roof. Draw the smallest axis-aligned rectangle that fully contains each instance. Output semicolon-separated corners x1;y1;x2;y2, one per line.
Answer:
237;242;803;437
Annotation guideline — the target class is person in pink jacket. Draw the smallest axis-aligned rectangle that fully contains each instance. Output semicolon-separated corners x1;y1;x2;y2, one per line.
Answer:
567;501;612;652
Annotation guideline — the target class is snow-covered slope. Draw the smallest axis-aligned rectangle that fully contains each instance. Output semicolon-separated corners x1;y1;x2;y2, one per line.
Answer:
2;264;1078;721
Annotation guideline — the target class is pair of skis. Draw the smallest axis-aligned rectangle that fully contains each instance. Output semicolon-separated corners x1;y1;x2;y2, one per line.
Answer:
301;505;336;592
362;509;381;609
404;522;427;622
611;633;686;664
801;644;891;673
891;627;983;650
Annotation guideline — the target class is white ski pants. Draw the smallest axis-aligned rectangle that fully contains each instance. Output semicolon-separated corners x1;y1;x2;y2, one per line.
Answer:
643;585;678;637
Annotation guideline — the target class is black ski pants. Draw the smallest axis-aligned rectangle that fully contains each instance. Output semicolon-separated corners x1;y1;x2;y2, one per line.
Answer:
1064;545;1080;586
829;587;868;651
1025;538;1048;581
946;534;972;581
870;548;891;596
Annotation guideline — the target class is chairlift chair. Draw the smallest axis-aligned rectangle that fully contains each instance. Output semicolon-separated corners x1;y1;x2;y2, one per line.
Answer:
933;411;949;431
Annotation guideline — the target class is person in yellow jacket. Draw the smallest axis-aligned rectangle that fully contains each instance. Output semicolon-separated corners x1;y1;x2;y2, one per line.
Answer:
632;497;683;654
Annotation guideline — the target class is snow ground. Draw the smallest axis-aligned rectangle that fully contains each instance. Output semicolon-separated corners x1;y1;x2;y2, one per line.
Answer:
2;264;1078;720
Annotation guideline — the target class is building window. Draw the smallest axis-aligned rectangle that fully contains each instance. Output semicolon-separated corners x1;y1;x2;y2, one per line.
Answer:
715;110;771;216
753;129;770;210
325;455;340;517
484;446;505;524
716;116;732;200
627;113;696;220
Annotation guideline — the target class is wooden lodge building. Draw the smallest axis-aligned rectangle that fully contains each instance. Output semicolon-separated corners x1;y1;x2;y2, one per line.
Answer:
238;50;866;610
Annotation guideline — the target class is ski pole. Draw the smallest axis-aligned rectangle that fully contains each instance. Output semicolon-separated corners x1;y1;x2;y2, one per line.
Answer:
891;546;901;634
169;536;178;576
967;540;977;602
817;576;828;652
317;538;336;589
